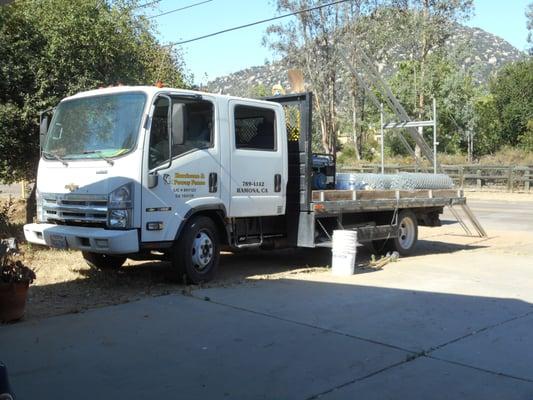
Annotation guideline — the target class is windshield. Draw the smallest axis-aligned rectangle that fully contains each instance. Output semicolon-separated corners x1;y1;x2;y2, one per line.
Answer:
43;92;146;160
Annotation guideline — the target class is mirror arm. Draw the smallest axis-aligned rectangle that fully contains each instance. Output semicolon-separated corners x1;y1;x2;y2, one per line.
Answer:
167;97;172;171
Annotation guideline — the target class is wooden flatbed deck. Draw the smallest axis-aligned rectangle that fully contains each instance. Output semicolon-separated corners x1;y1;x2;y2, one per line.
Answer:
311;189;465;215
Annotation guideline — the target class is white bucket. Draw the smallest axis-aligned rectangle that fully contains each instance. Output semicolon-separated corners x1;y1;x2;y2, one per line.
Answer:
331;230;358;276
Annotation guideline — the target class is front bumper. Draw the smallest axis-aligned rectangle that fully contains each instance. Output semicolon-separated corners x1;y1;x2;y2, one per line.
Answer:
23;223;139;254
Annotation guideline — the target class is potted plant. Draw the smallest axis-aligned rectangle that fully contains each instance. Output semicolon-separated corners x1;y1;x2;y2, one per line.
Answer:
0;239;35;323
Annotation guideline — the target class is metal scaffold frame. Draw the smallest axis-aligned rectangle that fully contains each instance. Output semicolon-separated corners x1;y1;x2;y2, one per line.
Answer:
379;98;438;174
341;48;486;238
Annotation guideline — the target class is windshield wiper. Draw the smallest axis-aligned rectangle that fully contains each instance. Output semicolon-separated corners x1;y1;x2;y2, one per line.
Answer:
42;151;68;166
82;150;114;166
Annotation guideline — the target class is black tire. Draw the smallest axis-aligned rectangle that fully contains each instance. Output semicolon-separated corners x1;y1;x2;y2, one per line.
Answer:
172;216;220;284
82;251;126;270
392;209;418;256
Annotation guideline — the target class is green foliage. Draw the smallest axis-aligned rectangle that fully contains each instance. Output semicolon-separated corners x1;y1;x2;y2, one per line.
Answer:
518;120;533;151
472;94;502;154
337;145;357;165
248;84;269;99
488;60;533;150
387;55;478;155
0;0;188;183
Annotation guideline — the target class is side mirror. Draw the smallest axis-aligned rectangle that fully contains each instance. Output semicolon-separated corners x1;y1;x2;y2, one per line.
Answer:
147;173;158;189
39;114;49;148
171;103;186;145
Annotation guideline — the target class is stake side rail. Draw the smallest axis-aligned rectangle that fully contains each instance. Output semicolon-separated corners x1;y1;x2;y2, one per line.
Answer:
311;189;465;215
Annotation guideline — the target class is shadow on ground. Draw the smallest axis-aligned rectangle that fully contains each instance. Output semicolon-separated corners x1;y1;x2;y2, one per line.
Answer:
23;237;486;321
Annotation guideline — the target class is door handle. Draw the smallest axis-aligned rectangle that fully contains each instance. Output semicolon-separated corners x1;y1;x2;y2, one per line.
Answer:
274;174;281;192
209;172;218;193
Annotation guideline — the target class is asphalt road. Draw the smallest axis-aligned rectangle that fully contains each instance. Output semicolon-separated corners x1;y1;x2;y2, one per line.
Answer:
463;199;533;232
2;197;533;399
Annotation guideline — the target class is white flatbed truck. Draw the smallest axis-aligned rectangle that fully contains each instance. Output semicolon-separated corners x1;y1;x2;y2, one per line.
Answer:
24;87;467;283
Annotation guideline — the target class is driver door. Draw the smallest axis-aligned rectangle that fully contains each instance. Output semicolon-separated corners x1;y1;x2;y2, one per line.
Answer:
141;94;221;243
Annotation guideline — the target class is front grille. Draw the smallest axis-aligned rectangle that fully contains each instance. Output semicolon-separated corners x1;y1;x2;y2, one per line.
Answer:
42;193;108;227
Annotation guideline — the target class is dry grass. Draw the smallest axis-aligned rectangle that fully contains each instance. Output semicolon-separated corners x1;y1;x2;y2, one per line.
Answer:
338;148;533;167
22;245;182;320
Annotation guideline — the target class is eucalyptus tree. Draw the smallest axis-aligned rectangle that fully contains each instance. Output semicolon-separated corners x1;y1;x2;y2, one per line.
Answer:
265;0;362;154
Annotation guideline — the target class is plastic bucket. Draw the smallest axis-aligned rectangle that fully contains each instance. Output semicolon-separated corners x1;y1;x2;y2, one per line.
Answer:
331;230;358;275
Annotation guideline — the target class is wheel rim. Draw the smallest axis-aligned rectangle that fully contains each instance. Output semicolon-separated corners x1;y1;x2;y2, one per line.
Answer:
191;230;214;271
398;216;415;249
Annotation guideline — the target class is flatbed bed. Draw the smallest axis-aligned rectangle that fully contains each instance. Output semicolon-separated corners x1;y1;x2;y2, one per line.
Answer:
293;189;470;250
311;189;465;215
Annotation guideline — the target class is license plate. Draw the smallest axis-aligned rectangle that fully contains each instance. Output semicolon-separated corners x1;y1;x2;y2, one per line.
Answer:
50;234;68;249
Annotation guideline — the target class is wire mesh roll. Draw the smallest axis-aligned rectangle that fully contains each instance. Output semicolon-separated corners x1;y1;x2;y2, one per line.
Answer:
390;173;454;190
336;172;454;191
336;173;393;190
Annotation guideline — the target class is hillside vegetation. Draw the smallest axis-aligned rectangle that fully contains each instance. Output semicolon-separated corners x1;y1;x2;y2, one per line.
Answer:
209;1;533;164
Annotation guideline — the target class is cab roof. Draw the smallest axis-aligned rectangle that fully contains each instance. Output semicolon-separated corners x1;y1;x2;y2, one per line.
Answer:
62;85;281;108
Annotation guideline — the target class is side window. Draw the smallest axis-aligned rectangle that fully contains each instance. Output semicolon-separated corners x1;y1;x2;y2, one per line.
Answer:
234;105;276;151
148;97;170;170
171;99;213;158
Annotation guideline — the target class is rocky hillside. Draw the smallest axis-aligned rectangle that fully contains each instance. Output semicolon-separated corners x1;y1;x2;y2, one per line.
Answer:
208;25;525;97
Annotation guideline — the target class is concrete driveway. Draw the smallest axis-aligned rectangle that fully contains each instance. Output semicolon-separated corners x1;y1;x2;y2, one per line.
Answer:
2;197;533;399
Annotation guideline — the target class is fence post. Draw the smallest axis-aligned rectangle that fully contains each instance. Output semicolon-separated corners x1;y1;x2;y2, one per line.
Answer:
459;166;464;188
525;168;530;192
507;166;514;192
476;169;482;190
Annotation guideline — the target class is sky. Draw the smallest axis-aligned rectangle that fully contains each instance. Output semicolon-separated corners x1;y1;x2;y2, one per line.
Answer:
149;0;531;85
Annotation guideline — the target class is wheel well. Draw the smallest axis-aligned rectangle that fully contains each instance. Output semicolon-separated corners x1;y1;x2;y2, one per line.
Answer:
181;210;228;245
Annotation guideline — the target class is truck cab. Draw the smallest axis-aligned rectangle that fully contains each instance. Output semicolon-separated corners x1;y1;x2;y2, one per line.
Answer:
24;86;290;282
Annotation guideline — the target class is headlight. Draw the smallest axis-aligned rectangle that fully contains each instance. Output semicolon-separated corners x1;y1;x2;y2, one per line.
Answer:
107;183;133;229
108;209;131;229
108;182;133;209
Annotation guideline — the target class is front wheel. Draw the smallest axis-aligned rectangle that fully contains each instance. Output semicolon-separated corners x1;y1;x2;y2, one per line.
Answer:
82;251;126;270
393;210;418;256
172;216;220;284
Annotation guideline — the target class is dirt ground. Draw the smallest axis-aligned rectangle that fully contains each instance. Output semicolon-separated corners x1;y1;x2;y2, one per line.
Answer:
2;191;532;322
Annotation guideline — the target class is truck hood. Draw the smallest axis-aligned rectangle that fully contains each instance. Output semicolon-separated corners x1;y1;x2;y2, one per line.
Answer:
36;155;142;196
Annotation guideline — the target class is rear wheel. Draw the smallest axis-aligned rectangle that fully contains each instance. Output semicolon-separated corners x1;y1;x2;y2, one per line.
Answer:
393;210;418;256
82;252;126;270
172;216;220;284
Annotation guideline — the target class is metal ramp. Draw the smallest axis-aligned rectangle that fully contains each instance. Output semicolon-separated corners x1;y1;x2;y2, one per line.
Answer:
448;203;487;238
341;49;487;237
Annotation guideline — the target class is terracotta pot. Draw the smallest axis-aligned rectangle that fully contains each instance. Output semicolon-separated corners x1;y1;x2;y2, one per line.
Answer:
0;281;29;323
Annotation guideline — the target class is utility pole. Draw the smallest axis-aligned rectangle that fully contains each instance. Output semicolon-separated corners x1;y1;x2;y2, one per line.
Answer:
433;98;438;174
380;103;384;174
